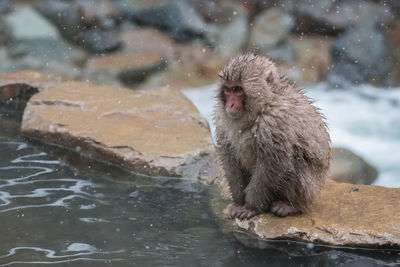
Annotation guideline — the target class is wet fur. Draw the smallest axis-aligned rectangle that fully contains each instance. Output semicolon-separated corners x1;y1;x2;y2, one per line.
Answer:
214;53;331;218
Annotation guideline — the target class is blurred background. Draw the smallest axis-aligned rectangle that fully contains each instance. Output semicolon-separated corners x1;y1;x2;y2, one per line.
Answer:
0;0;400;266
2;0;398;187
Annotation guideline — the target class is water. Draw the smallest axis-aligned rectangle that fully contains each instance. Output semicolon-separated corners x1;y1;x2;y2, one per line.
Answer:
183;83;400;188
0;113;399;266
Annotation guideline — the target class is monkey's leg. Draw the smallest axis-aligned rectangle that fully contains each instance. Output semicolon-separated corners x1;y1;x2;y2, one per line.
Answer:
241;167;272;219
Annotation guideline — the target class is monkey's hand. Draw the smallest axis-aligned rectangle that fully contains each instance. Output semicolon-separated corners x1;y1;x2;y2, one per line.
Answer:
230;204;260;220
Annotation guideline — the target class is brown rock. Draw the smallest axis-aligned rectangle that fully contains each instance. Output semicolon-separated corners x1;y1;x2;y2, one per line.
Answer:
86;52;167;86
329;147;378;185
280;36;333;85
120;28;177;60
0;70;61;110
164;46;225;89
21;81;217;181
215;177;400;248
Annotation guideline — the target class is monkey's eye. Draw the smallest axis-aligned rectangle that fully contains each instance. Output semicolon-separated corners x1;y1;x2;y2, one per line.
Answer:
232;86;243;93
223;86;231;93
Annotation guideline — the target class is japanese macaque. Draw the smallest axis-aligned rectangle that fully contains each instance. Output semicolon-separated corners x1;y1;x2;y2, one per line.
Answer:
214;53;330;219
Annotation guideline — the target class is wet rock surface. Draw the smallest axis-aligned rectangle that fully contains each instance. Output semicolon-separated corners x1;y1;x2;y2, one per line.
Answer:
20;79;217;181
215;178;400;248
329;147;378;185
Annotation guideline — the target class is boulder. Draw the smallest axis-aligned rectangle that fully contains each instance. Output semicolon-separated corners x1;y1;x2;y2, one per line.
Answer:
86;51;167;86
116;0;206;42
0;20;11;45
329;147;378;185
5;7;60;40
249;7;294;51
120;28;177;60
0;0;11;15
202;1;249;58
35;0;121;53
3;38;87;81
0;70;61;110
279;36;333;85
215;177;400;248
284;0;394;35
21;81;217;181
328;22;390;87
164;46;225;89
387;21;400;87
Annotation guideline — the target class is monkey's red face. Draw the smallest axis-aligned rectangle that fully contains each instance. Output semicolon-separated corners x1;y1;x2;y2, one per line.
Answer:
222;85;245;119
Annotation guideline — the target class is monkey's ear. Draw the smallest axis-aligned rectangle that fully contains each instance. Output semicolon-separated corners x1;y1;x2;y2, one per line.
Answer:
266;71;274;84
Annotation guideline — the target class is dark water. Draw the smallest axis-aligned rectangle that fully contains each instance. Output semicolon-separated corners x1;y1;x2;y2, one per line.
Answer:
0;114;399;267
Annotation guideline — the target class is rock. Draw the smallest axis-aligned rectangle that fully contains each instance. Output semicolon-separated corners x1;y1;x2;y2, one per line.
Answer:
120;28;177;60
5;7;60;40
285;0;394;35
249;7;294;51
164;46;225;89
0;0;11;15
7;38;86;62
387;21;400;87
215;178;400;248
0;20;11;45
279;36;333;85
35;0;121;53
329;147;378;185
21;81;217;181
0;70;61;110
2;38;87;81
117;0;206;42
203;1;249;58
86;51;167;86
328;22;390;87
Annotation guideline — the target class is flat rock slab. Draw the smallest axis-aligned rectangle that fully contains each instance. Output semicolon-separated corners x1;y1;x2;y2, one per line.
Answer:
21;81;217;181
220;179;400;248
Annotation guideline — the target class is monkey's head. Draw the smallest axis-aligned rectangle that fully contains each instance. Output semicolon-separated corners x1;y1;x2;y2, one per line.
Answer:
218;53;280;120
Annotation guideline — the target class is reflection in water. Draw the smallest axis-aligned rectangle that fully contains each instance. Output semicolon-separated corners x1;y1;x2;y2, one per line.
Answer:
0;116;399;266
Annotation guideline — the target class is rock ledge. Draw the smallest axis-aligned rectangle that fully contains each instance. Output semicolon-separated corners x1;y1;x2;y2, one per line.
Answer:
218;179;400;248
18;77;217;181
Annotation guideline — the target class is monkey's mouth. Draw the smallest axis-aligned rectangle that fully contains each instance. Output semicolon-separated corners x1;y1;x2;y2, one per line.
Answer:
226;109;242;119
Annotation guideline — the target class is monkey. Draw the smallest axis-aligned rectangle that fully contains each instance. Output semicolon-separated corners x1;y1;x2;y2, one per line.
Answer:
214;53;330;219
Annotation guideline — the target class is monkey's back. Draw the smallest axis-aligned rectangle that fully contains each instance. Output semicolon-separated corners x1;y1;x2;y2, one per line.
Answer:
254;85;331;212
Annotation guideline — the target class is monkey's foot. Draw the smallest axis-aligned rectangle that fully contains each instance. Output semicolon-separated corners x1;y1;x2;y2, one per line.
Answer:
230;204;260;220
270;201;299;217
